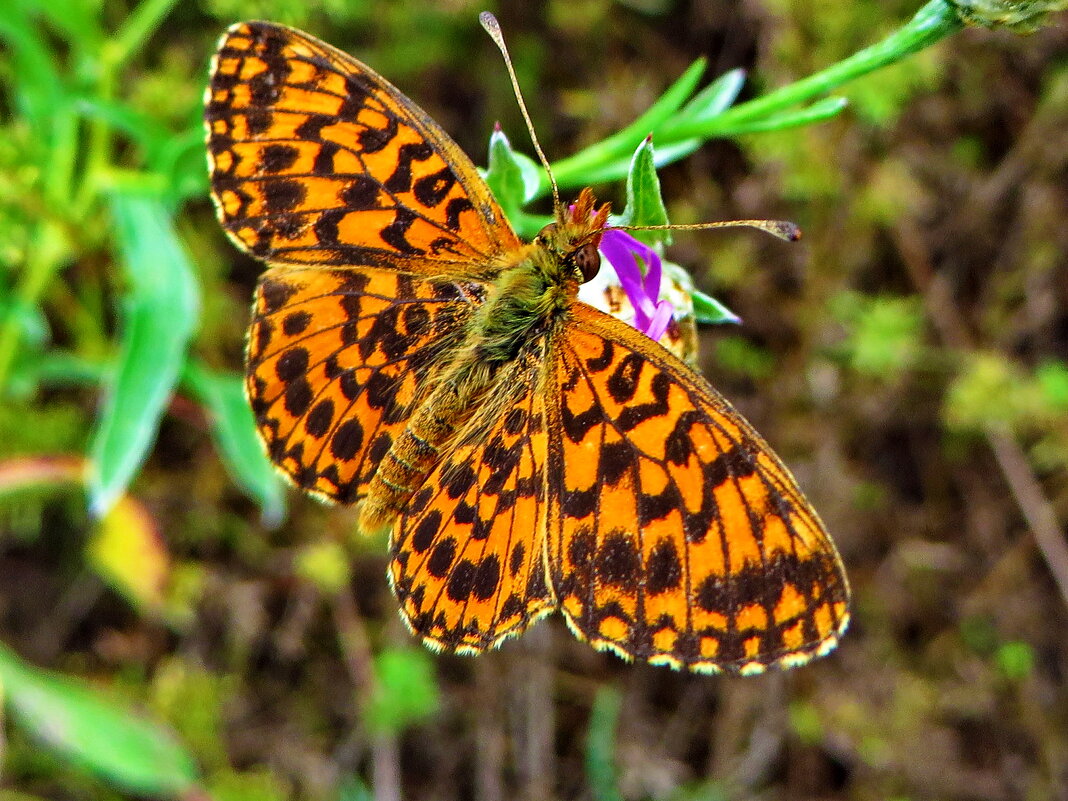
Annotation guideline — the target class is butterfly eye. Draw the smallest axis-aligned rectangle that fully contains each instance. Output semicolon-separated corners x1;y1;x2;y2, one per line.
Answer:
571;242;601;283
572;242;601;282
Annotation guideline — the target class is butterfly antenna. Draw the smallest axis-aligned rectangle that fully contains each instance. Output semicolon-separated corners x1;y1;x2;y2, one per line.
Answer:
619;219;803;242
480;11;561;212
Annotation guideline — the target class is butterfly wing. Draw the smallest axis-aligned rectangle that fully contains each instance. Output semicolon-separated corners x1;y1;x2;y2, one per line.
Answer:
206;21;520;273
546;304;849;674
387;351;555;652
247;265;489;503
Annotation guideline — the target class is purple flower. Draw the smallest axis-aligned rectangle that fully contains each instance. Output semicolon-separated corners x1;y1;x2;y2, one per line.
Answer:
598;229;675;341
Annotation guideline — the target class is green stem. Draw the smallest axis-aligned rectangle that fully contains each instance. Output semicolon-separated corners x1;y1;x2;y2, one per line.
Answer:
0;221;67;388
546;0;963;194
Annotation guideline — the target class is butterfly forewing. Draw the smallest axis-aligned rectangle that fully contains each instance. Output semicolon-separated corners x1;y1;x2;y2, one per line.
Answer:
546;305;849;674
206;21;520;272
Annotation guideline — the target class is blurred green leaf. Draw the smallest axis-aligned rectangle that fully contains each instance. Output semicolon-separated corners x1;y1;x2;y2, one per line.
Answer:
831;291;925;377
585;686;623;801
0;642;199;797
295;540;352;595
0;6;68;151
995;641;1035;681
1036;360;1068;410
366;648;440;736
182;360;285;526
88;191;200;515
713;335;776;379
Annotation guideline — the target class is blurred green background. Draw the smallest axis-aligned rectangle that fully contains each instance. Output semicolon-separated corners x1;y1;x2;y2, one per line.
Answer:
1;0;1067;799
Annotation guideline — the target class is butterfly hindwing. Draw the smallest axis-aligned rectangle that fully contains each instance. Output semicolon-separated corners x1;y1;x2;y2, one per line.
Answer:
206;21;520;273
247;265;489;504
545;304;849;674
388;352;555;653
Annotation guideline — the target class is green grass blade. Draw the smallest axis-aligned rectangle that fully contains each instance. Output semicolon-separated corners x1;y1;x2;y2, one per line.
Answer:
550;57;707;192
182;360;286;526
88;191;200;515
585;686;623;801
0;642;199;796
674;67;747;123
0;5;68;152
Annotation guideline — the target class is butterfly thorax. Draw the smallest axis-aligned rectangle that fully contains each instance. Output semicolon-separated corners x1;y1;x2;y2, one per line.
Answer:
358;192;610;533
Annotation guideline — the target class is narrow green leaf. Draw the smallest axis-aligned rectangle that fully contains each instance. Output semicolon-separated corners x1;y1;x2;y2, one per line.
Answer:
732;96;850;134
575;138;702;188
89;192;200;515
0;642;199;796
690;96;850;139
692;288;742;325
616;137;670;247
674;68;747;123
0;6;68;148
182;360;286;526
549;57;707;192
585;686;623;801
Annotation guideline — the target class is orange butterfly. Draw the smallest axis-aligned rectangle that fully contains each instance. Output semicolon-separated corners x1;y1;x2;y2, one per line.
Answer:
204;20;849;674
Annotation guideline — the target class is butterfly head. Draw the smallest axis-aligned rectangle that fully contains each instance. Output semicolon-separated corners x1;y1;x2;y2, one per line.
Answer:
535;187;611;284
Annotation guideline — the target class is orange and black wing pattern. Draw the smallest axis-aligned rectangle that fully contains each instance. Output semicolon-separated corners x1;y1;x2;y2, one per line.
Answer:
205;21;520;273
545;304;849;674
245;266;489;504
388;351;555;653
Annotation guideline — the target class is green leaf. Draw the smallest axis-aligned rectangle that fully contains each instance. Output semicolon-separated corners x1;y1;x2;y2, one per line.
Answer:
549;57;707;192
616;137;670;247
182;360;285;526
484;126;541;206
365;648;440;736
483;127;546;238
88;191;200;515
585;686;623;801
1036;360;1068;411
0;642;199;796
692;288;742;326
0;6;69;151
723;96;850;136
675;68;747;123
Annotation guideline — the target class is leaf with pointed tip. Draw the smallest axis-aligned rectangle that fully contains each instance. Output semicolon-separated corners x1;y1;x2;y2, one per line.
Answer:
88;191;200;516
0;643;199;796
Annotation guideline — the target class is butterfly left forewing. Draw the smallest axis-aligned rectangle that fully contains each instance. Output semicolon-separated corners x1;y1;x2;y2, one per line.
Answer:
545;303;849;674
206;21;520;273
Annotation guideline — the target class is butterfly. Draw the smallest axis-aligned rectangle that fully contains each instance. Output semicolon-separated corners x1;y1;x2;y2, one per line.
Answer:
204;20;849;674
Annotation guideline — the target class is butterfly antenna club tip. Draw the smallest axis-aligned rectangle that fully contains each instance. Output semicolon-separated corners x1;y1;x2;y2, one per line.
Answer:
480;11;561;211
